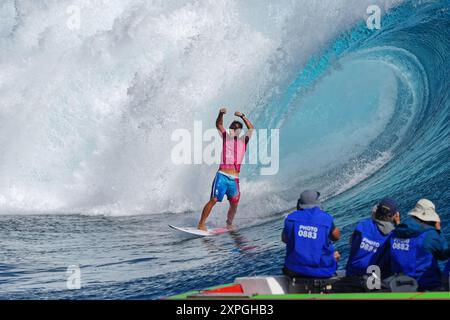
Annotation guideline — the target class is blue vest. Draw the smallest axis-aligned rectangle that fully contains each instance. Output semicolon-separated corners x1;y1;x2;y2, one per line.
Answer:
390;230;442;290
346;218;391;276
283;207;336;278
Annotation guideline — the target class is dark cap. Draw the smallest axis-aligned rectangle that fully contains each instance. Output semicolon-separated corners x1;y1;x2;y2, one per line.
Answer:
377;198;398;216
297;190;321;209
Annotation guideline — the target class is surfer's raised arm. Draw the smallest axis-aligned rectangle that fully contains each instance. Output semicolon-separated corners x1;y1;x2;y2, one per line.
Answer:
216;107;227;133
234;111;254;130
234;111;254;139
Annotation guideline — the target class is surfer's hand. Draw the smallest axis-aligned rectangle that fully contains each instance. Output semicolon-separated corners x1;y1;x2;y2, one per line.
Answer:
219;108;227;114
234;111;243;117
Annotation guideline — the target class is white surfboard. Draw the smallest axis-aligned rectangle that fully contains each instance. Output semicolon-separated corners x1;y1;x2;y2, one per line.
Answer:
169;224;232;237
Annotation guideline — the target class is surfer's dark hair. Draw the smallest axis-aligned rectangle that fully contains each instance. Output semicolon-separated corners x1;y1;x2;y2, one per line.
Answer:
230;120;243;129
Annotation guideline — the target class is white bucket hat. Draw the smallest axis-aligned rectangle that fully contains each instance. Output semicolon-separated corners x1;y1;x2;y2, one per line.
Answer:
408;199;440;223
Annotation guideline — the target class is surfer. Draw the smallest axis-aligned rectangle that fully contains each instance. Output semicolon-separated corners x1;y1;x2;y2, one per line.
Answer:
197;107;254;231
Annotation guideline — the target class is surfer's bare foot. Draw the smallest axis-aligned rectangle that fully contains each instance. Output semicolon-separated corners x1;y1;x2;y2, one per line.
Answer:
226;223;236;231
197;223;207;231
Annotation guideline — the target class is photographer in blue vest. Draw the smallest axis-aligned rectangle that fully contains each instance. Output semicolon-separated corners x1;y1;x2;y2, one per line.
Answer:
388;199;449;291
332;199;400;293
346;198;400;277
282;190;341;278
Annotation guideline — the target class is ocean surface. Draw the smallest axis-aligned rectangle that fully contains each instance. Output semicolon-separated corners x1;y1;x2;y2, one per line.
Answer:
0;0;449;299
